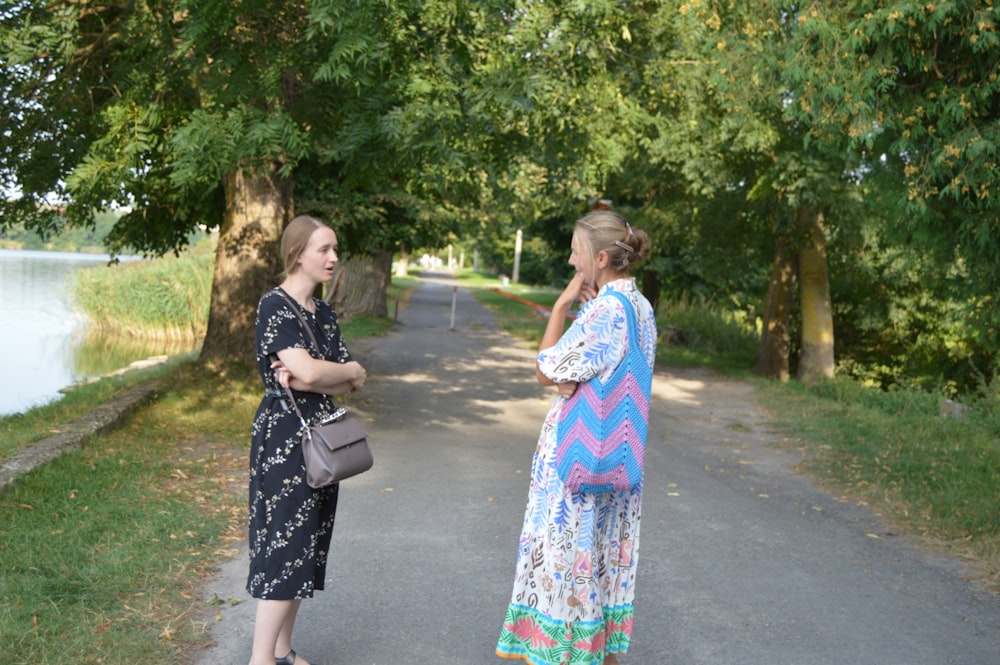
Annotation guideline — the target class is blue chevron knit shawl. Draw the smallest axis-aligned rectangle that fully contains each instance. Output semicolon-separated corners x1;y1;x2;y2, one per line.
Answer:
555;289;653;494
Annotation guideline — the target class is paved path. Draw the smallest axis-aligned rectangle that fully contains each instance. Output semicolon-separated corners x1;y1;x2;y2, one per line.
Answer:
194;276;1000;665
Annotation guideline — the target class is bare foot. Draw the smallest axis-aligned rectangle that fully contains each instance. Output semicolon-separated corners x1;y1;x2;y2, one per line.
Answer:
603;654;620;665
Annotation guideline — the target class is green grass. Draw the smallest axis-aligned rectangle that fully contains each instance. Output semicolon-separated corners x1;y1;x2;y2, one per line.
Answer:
655;296;759;373
759;378;1000;589
0;355;196;462
0;361;255;663
0;316;395;664
473;284;1000;591
4;272;997;665
472;287;560;346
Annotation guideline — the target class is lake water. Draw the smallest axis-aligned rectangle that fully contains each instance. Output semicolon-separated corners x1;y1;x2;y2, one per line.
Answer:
0;249;193;417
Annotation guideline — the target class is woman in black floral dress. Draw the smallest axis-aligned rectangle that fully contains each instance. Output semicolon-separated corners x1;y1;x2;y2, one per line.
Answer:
247;215;367;665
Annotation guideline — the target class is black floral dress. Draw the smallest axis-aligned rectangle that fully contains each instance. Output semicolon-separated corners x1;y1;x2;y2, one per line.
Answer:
247;287;352;600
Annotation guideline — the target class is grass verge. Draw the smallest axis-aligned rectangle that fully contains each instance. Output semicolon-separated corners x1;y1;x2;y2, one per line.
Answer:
0;314;396;664
0;360;255;663
472;284;1000;592
0;355;196;463
758;378;1000;590
471;287;559;346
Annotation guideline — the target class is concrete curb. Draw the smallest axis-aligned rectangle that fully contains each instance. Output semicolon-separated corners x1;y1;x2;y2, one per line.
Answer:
0;380;159;492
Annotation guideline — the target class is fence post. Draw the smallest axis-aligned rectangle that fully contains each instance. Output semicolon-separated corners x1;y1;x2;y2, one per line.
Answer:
450;286;458;330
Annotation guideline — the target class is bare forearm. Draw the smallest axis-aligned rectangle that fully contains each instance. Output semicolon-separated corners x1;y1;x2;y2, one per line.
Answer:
275;350;367;395
540;302;573;350
291;361;363;391
536;301;574;386
287;377;357;396
536;273;589;386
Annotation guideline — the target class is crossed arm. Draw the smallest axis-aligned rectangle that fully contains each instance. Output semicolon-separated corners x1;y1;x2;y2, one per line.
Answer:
271;347;366;396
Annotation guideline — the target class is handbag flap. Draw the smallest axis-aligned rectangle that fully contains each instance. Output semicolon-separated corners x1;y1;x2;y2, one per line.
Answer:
313;417;368;452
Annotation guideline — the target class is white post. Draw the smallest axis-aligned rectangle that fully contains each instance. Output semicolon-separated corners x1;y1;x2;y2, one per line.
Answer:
512;228;523;284
450;286;458;330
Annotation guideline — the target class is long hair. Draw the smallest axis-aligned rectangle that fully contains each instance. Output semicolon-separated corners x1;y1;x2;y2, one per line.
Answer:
279;215;329;279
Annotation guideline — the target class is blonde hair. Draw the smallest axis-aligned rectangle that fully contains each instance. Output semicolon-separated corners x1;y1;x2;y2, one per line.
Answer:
574;210;651;282
280;215;330;279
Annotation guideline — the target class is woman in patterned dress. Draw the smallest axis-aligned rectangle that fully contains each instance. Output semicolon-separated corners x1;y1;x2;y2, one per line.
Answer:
247;215;367;665
497;210;657;665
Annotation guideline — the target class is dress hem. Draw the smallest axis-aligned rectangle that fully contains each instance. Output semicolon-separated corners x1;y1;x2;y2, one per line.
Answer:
496;602;633;665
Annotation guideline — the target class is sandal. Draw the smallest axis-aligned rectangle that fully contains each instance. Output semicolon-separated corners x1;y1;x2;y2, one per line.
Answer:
275;651;296;665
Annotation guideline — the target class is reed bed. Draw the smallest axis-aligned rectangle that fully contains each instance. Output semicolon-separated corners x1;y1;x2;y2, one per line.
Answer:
71;246;213;341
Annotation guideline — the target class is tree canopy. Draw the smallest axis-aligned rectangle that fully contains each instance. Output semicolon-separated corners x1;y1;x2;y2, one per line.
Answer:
3;0;998;392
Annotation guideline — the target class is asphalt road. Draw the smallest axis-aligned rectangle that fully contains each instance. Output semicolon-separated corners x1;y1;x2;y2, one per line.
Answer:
193;276;1000;665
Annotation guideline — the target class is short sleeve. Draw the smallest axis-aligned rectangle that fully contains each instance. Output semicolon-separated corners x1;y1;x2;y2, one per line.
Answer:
536;294;628;385
255;290;309;359
314;300;352;363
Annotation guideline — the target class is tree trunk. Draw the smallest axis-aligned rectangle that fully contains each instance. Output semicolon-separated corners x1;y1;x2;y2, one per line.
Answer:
753;235;796;380
641;269;662;315
796;207;835;384
198;163;293;364
326;249;392;318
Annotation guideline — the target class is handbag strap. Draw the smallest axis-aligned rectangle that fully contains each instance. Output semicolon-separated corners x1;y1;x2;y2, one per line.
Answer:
282;383;311;433
272;289;342;432
606;289;641;363
275;288;323;355
606;289;653;403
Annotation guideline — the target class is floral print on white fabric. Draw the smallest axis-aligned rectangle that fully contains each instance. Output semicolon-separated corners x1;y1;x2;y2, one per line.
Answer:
498;278;657;665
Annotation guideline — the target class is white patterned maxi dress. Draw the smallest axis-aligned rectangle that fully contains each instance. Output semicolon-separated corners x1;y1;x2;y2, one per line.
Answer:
497;278;657;665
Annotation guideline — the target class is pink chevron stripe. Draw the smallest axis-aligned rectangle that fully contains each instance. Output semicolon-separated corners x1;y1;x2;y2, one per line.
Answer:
605;376;651;409
573;372;650;404
559;419;644;448
573;383;605;413
557;439;645;470
562;461;638;488
567;381;650;420
557;421;647;462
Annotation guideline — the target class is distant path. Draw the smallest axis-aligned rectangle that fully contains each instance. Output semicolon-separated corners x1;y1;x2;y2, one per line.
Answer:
193;277;1000;665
